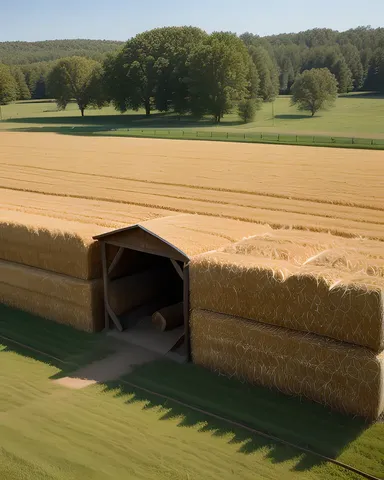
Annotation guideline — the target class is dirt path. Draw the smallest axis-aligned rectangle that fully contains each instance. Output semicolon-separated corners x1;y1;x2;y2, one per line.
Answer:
53;343;160;389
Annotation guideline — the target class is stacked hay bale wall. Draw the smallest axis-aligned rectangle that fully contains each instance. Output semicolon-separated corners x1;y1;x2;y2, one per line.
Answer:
0;210;104;279
190;309;384;419
0;211;108;331
0;260;104;331
189;230;384;419
190;252;384;350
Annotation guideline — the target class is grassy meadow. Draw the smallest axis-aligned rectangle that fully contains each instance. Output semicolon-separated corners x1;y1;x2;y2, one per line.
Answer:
0;93;384;148
0;305;383;480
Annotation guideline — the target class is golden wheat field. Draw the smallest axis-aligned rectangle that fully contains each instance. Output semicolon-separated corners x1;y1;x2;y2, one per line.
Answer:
0;131;383;242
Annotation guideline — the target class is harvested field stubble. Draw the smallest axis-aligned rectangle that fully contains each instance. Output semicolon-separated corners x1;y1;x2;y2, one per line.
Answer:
190;252;384;350
0;133;383;242
0;260;104;331
190;309;384;419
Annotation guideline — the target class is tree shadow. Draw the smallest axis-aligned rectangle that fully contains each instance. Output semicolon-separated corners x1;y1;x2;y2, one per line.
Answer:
6;112;243;129
275;114;312;120
0;304;375;476
338;92;384;100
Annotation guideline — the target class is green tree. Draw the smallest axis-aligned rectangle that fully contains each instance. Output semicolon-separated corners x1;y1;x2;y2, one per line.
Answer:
47;56;107;116
105;27;207;116
0;63;17;104
340;43;364;89
10;66;31;100
238;98;261;123
301;47;352;93
291;68;338;116
365;48;384;92
187;32;254;122
22;62;52;99
248;45;279;100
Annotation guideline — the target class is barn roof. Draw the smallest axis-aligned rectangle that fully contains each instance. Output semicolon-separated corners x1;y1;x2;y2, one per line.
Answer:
93;214;271;261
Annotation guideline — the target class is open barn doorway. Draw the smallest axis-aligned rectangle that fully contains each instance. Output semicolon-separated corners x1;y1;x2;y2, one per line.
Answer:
94;224;190;362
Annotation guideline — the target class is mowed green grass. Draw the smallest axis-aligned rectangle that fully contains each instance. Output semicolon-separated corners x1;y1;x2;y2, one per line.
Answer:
0;305;383;480
0;93;384;140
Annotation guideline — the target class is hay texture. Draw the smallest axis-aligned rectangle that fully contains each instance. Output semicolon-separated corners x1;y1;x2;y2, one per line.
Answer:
223;231;384;277
133;214;273;258
190;309;384;419
0;260;104;331
0;210;105;280
190;252;384;351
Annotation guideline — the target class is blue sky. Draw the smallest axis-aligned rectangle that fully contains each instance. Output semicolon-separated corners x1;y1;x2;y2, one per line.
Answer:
2;0;383;42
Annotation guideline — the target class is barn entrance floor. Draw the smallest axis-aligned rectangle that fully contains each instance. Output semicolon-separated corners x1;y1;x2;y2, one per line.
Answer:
54;313;186;390
53;342;161;389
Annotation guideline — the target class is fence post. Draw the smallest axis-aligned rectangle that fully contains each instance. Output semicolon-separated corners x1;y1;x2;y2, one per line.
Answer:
226;132;228;139
371;139;374;146
182;131;184;136
244;133;246;140
296;135;298;143
352;137;355;144
196;131;198;137
261;133;263;140
277;134;280;142
313;136;315;143
211;132;212;138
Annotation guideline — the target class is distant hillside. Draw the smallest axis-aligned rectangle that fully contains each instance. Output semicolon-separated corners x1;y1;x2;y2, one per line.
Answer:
0;39;124;65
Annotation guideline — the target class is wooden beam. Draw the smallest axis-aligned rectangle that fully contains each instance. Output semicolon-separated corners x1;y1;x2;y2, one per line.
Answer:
170;259;183;279
101;242;123;332
108;247;124;276
183;263;191;362
106;303;124;332
101;243;110;330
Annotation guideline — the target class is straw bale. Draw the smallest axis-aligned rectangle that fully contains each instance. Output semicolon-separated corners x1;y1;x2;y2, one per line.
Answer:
0;260;104;332
109;267;181;316
190;309;384;419
0;210;106;280
190;252;384;351
223;231;384;276
152;302;184;331
135;214;273;258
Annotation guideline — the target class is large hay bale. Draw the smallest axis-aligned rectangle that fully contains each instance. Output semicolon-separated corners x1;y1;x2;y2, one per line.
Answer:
0;210;105;280
223;231;384;276
190;309;384;419
0;260;104;331
190;252;384;351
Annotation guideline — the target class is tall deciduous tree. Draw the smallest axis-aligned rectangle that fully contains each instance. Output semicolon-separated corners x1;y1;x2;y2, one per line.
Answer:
0;63;17;104
187;32;255;122
365;48;384;92
340;43;364;89
11;66;31;100
47;56;107;116
248;45;279;100
105;27;207;115
291;68;338;116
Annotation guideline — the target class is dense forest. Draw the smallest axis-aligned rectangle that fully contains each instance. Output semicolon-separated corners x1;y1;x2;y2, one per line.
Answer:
0;39;123;64
0;27;383;109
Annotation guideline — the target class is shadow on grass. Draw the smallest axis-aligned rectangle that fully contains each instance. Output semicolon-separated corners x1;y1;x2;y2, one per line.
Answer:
338;92;384;100
275;114;311;120
5;112;243;129
0;304;373;475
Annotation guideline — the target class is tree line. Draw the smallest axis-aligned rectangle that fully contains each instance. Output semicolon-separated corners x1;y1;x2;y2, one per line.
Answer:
0;26;383;118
